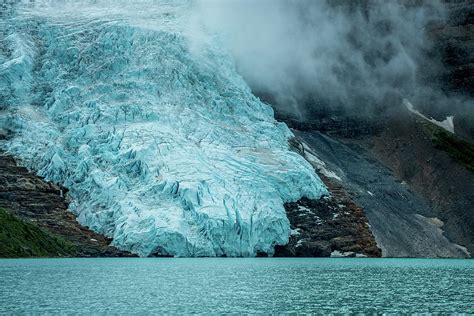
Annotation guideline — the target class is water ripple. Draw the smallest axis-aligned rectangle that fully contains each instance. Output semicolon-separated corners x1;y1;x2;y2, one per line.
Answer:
0;258;473;314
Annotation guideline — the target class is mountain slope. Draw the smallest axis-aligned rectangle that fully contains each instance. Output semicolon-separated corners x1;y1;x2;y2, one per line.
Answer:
0;207;76;258
371;109;474;256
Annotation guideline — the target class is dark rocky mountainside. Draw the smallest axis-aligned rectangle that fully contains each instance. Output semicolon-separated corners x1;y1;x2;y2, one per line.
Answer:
295;127;471;258
371;109;474;256
275;175;381;258
272;0;474;258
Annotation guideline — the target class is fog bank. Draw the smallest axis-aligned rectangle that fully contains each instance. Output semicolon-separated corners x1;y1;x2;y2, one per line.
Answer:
191;0;460;119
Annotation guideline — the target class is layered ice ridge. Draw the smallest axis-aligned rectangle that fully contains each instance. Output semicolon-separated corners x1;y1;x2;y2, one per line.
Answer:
1;2;328;256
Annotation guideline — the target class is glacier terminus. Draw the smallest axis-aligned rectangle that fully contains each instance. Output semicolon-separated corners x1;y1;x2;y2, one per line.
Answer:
0;1;327;257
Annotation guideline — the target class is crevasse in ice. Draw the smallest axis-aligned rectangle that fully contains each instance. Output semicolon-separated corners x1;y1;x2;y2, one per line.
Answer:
0;1;327;256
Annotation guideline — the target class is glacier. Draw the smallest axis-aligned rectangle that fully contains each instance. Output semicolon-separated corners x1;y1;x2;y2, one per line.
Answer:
0;1;327;256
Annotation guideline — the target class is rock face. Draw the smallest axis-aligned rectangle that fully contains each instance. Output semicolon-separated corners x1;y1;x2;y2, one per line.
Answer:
275;179;381;258
270;137;381;257
293;129;471;258
371;109;474;256
0;147;133;257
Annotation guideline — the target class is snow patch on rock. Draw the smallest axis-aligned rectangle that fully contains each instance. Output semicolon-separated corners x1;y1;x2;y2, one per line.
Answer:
404;99;455;134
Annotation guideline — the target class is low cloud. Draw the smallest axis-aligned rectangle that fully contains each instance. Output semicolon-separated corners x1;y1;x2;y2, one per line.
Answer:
190;0;464;120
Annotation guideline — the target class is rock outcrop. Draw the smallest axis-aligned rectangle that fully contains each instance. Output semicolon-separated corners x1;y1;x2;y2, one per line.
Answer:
275;175;381;258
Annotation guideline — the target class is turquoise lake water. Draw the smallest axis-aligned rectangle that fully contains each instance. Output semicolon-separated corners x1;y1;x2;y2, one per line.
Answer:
0;258;473;314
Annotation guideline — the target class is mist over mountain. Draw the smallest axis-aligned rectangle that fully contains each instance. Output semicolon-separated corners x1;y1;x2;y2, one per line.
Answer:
191;0;472;121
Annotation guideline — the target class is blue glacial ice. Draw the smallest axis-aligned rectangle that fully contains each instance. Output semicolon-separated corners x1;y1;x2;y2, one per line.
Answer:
0;1;328;256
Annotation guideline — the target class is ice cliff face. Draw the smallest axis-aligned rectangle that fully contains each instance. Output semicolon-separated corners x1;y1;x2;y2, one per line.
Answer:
0;1;327;256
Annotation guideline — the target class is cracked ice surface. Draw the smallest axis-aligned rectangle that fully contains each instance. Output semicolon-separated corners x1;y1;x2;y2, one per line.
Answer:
0;1;327;256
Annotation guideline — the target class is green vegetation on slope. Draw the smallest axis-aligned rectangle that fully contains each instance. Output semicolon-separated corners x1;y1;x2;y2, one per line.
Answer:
0;208;77;258
420;119;474;172
433;131;474;172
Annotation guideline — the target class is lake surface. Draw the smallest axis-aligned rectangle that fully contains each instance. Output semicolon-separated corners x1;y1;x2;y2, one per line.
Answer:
0;258;473;314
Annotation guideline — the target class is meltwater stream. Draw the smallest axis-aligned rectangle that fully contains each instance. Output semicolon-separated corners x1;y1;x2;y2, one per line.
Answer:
1;258;473;314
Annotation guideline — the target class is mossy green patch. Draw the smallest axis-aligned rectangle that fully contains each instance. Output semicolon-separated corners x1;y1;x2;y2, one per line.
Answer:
0;208;77;258
421;119;474;172
432;131;474;172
